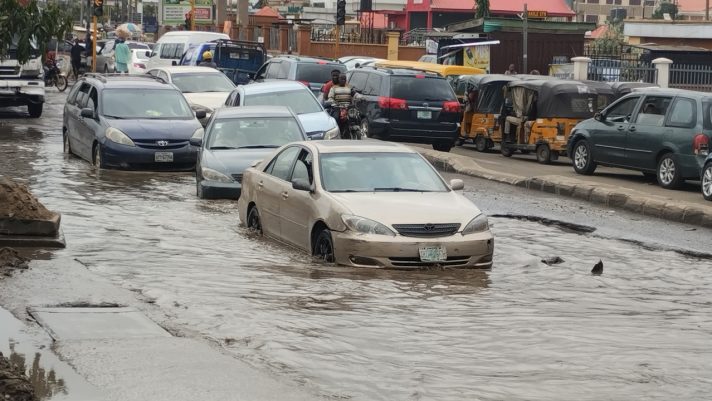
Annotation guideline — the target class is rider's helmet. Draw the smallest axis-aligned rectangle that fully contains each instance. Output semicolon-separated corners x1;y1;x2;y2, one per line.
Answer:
202;51;213;61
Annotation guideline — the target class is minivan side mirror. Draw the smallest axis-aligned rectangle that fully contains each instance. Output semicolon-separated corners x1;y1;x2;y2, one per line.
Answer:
145;50;152;58
80;108;95;119
195;110;207;119
189;137;203;147
172;60;178;66
594;112;604;122
292;178;313;192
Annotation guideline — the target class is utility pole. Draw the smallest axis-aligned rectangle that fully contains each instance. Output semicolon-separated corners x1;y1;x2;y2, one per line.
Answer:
190;0;196;30
523;3;528;74
706;0;710;21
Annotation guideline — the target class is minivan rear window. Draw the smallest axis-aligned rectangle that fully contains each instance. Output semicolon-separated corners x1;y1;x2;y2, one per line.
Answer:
703;101;712;130
390;76;456;102
296;63;346;83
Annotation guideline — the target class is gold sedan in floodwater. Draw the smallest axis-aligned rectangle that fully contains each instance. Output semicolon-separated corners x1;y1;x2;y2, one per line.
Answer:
237;141;494;269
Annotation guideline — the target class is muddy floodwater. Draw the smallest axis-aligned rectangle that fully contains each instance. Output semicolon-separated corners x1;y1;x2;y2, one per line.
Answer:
2;92;712;400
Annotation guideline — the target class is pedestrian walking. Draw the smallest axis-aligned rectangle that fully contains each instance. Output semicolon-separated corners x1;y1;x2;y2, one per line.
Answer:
504;64;517;75
114;38;130;74
70;39;83;80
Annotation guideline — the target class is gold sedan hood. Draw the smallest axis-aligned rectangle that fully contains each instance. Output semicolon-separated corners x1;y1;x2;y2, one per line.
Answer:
328;191;481;227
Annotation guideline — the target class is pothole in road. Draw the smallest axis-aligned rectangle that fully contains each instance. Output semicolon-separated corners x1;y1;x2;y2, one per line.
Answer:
28;306;171;341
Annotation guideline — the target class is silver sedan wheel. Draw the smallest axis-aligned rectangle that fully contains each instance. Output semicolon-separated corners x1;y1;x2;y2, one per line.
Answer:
703;165;712;198
574;144;588;170
658;157;676;185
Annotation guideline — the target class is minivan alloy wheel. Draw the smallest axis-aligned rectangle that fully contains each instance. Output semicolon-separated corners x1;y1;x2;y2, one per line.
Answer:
658;157;677;186
703;164;712;200
574;144;588;170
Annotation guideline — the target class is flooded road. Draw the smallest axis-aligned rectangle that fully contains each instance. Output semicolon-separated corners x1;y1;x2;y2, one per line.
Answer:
2;92;712;400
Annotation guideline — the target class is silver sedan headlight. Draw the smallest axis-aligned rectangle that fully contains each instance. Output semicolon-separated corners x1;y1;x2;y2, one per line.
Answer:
462;214;489;235
325;126;340;140
105;127;135;147
342;214;395;236
201;167;233;183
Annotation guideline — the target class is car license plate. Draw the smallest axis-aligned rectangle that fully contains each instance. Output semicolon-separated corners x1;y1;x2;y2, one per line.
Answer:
154;152;173;162
417;110;432;119
419;246;447;262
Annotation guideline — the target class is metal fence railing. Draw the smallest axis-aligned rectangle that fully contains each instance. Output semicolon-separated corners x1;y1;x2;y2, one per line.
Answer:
310;25;387;44
670;64;712;92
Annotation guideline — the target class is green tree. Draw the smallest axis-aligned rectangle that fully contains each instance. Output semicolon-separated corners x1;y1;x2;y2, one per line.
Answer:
475;0;490;19
652;1;678;19
0;0;73;64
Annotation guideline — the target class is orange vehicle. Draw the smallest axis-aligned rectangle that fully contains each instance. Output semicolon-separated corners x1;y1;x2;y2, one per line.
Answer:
500;79;600;163
460;74;520;151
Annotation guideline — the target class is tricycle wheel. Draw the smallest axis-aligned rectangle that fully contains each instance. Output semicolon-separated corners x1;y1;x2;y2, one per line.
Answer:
500;144;513;157
474;136;487;152
536;144;552;164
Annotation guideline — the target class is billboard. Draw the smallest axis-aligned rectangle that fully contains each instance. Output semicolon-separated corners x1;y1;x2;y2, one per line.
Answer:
162;0;213;26
463;45;490;73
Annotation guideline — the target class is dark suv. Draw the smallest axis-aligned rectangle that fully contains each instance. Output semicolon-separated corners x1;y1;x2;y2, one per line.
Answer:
62;73;205;170
253;55;346;96
347;67;461;152
567;88;711;189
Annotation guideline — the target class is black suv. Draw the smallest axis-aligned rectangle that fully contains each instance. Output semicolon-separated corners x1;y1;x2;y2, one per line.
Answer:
253;55;346;96
347;67;461;152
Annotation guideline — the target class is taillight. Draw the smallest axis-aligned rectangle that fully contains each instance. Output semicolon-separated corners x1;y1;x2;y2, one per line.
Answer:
133;63;146;69
378;97;407;110
443;101;460;113
693;134;709;156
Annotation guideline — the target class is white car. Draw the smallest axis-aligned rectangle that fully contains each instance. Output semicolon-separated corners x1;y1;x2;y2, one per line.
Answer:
128;49;149;74
146;66;236;124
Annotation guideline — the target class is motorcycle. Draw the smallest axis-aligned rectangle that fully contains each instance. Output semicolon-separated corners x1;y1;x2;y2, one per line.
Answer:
44;62;68;92
328;101;362;140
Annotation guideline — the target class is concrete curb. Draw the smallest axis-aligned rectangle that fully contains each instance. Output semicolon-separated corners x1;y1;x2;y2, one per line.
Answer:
415;147;712;229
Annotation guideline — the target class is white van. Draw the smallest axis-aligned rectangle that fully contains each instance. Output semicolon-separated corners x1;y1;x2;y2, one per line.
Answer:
145;31;230;70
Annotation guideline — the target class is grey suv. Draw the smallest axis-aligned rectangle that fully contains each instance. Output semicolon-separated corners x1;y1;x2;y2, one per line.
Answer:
253;55;346;95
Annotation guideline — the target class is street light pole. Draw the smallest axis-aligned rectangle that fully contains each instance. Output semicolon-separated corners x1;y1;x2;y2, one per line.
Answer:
523;3;528;74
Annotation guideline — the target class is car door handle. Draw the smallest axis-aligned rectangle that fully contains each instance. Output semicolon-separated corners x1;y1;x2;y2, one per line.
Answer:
257;181;264;190
281;191;289;199
629;126;636;132
617;125;625;131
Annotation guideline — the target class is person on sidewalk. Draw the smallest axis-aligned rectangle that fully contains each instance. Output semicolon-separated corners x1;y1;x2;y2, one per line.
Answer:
70;39;83;80
114;38;130;74
504;64;517;75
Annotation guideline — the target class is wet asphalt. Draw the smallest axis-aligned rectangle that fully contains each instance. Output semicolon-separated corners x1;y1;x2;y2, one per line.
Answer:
1;90;711;401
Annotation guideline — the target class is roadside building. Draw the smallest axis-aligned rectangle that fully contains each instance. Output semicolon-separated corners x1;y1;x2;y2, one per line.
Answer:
572;0;660;25
624;19;712;49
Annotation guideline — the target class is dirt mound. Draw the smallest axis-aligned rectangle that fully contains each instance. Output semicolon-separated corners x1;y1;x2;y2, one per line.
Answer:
0;352;36;401
0;176;54;221
0;248;29;277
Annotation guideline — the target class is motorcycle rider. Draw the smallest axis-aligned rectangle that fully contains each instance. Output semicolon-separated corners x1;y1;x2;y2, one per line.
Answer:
327;73;352;106
44;52;58;83
321;69;342;99
328;74;357;138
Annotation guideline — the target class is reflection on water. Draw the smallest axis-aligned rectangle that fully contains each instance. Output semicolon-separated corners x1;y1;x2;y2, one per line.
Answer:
7;343;67;400
2;93;712;400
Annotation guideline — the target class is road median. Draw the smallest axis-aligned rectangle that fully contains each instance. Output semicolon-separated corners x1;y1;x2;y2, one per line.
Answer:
415;147;712;229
